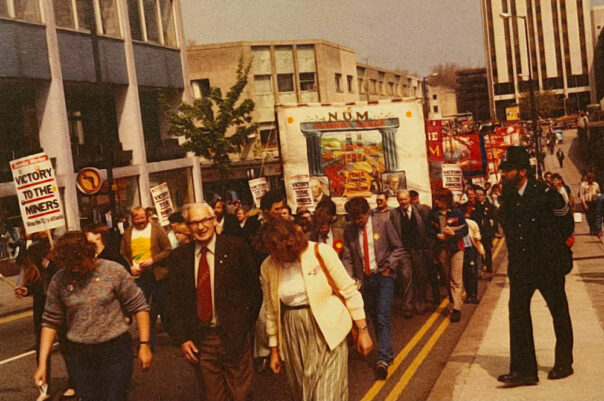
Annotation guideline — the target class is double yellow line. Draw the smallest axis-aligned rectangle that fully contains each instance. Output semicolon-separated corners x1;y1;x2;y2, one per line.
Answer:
361;237;505;401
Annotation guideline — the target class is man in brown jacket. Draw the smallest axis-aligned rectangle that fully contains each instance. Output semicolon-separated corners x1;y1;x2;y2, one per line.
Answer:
121;206;172;344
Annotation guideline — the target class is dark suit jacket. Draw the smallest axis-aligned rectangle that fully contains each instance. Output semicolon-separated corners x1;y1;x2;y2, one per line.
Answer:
166;235;262;358
390;204;429;250
217;213;243;238
341;211;408;280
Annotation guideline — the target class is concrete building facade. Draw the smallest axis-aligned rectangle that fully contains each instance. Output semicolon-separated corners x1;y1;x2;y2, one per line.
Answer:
0;0;200;233
480;0;596;120
187;39;427;199
425;84;458;119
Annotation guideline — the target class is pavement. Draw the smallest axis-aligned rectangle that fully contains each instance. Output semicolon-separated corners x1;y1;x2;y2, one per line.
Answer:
428;129;604;401
0;267;31;319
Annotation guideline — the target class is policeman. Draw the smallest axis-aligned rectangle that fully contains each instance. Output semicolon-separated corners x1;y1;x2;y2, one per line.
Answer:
497;146;575;387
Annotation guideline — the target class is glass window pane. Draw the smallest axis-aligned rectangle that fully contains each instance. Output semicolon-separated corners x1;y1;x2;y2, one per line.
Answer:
143;0;159;42
14;0;41;22
299;73;315;91
99;0;120;37
128;0;143;41
75;0;93;31
54;0;74;28
159;0;176;46
277;74;294;92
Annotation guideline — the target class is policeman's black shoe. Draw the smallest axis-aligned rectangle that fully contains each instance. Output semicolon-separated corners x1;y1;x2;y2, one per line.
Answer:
548;366;573;380
497;372;539;387
375;361;388;380
450;309;461;322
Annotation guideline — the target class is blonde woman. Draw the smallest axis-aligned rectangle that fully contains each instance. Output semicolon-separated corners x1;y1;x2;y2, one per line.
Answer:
255;219;371;401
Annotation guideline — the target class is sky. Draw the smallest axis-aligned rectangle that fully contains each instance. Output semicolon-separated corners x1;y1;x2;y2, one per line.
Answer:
181;0;486;76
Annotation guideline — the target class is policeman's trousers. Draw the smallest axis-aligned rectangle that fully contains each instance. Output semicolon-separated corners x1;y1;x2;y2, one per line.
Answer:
508;274;573;377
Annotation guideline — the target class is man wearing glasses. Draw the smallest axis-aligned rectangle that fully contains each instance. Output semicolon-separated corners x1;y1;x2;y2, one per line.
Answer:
167;203;262;401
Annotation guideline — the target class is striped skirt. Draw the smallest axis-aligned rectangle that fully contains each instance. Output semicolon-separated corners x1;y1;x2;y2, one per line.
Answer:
282;306;348;401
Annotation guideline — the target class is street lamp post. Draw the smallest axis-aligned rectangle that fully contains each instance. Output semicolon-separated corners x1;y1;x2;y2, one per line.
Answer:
500;12;541;178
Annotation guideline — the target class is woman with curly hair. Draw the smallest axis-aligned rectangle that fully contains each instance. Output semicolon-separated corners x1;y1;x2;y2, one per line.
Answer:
33;231;152;401
255;218;372;401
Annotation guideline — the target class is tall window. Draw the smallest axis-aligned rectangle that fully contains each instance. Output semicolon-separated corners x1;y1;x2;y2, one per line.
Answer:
299;73;316;91
53;0;93;32
129;0;178;47
0;0;41;22
277;74;294;92
98;0;120;37
347;75;354;93
191;79;210;99
335;73;342;92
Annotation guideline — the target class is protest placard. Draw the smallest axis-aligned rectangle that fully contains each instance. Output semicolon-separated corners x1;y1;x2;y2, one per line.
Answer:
249;177;268;209
290;174;313;210
441;164;464;197
11;153;65;234
150;182;174;226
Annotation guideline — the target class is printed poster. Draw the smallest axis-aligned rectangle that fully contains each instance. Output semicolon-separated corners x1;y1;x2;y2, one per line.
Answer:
11;152;66;234
249;177;268;209
150;182;174;226
441;164;464;197
290;174;313;210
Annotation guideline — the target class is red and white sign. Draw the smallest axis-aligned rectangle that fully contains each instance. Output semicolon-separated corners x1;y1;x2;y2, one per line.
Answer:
290;174;313;210
248;177;269;209
76;167;103;195
441;164;464;197
150;182;174;226
10;152;66;234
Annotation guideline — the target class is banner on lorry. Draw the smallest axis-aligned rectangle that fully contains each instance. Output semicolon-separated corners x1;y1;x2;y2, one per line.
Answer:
11;152;66;234
276;100;432;213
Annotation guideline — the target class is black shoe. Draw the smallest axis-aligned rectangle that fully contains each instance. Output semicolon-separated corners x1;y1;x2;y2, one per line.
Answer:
464;297;471;304
497;372;539;387
548;366;573;380
375;362;388;380
471;296;480;304
450;309;461;322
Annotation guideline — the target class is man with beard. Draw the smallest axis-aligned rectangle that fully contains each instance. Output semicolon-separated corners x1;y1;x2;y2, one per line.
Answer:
497;146;575;387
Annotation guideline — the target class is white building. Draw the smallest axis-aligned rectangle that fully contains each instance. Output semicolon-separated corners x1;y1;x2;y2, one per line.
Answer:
481;0;596;120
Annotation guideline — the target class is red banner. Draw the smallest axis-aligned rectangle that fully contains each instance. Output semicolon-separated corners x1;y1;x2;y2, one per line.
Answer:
441;133;486;176
484;125;522;174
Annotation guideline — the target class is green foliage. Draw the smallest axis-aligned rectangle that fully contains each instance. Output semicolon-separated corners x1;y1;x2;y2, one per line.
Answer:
164;56;257;181
518;89;564;120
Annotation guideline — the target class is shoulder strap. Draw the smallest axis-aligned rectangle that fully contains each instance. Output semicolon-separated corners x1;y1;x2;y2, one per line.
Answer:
314;243;345;303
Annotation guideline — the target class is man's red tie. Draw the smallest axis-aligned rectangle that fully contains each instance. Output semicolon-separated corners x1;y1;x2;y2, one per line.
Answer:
196;248;212;323
363;226;371;275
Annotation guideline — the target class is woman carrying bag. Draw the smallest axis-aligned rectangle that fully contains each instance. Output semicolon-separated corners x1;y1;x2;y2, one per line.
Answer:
255;219;372;401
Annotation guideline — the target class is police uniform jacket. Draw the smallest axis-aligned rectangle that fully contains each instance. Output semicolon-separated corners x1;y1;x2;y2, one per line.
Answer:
499;179;574;280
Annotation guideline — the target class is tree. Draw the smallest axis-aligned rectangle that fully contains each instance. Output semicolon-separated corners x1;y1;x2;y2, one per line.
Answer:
429;62;460;88
518;89;563;120
164;56;257;196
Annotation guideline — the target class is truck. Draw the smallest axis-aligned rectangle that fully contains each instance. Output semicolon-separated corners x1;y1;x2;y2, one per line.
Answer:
275;99;432;214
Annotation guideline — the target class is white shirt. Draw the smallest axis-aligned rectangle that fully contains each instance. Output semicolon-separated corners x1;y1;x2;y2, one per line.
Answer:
194;235;218;326
358;216;378;273
319;228;334;246
278;260;309;307
518;179;528;196
131;224;151;240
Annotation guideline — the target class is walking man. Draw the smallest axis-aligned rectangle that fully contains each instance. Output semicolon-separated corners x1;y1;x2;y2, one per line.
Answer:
167;203;262;401
556;148;565;168
497;146;575;387
341;197;406;380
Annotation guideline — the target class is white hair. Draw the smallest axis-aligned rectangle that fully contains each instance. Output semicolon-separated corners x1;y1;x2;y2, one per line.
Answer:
183;202;214;220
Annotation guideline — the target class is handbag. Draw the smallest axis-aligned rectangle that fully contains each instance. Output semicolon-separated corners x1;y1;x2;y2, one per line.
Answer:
313;243;359;346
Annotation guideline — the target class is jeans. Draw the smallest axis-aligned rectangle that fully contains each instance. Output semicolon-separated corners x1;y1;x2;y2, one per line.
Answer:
595;194;604;234
462;247;478;298
66;333;133;401
362;273;395;364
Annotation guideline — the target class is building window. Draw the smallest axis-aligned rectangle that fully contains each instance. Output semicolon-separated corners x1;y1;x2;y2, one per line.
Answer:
335;73;342;92
98;0;120;37
370;79;377;94
347;75;353;93
1;0;41;22
299;72;316;91
129;0;178;47
277;74;294;92
260;128;278;148
433;105;439;113
388;82;394;95
432;94;437;100
191;79;211;99
358;78;365;94
54;0;93;31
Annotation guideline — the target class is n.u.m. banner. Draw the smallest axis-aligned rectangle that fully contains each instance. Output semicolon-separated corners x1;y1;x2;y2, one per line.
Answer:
276;100;432;213
11;153;66;234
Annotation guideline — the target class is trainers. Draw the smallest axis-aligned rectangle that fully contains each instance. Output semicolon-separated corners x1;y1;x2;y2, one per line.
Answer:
375;361;388;380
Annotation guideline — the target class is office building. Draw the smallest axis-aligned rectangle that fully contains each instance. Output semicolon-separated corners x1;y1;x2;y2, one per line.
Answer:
456;68;491;121
0;0;199;233
480;0;596;120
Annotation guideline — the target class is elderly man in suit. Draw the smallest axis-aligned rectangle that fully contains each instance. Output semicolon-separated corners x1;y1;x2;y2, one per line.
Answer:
391;189;430;318
167;203;262;401
341;196;407;380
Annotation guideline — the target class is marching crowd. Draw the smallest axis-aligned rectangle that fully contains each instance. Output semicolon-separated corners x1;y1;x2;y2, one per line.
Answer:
12;146;584;401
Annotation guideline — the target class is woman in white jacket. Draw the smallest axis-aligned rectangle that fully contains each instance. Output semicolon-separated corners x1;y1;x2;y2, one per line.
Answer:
255;218;372;401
